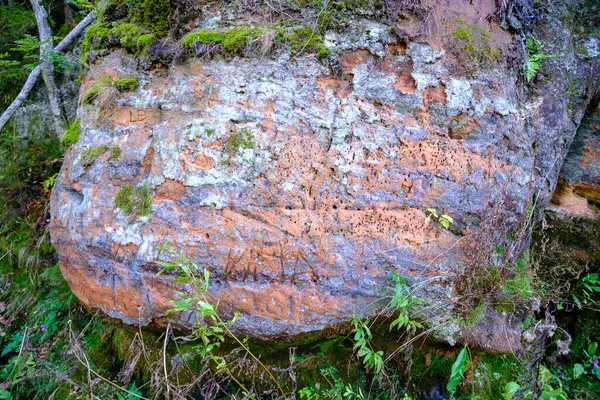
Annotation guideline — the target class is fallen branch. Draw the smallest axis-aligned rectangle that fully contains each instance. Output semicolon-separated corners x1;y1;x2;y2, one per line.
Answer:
0;10;97;133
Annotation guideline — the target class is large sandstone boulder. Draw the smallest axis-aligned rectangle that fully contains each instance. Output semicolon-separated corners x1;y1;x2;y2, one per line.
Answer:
48;0;599;352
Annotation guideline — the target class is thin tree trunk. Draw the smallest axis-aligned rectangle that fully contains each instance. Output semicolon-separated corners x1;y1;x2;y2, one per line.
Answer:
0;10;96;134
64;0;73;24
30;0;66;136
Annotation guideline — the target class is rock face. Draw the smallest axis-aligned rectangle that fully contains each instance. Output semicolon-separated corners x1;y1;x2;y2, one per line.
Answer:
48;0;599;351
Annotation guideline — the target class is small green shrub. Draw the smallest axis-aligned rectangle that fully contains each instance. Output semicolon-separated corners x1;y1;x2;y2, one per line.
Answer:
61;119;81;147
114;184;152;217
389;272;425;331
81;145;107;165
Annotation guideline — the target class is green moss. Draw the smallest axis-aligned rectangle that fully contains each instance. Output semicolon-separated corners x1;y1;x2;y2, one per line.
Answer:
204;128;215;136
80;18;155;63
61;119;81;147
183;26;263;54
505;273;533;299
137;33;156;48
492;299;516;314
223;26;262;53
81;145;107;165
114;184;153;217
567;79;581;97
224;128;255;155
462;302;487;327
109;145;122;161
113;77;139;91
80;22;112;64
182;30;224;47
451;18;499;68
82;82;104;105
276;26;327;54
112;22;146;52
317;47;330;58
141;0;171;38
82;77;138;105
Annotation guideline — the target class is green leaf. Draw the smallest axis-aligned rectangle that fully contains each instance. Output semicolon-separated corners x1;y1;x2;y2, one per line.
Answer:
447;347;470;393
588;342;598;355
573;294;582;309
0;389;12;400
502;382;520;400
573;363;585;379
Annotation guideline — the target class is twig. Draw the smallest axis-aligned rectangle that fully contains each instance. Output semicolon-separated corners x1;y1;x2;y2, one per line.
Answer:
163;323;171;399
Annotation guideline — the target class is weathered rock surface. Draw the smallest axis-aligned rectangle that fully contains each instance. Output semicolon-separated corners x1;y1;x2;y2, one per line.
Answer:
48;0;599;352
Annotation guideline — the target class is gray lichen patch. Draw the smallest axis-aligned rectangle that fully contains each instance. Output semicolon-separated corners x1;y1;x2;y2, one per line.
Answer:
446;78;474;116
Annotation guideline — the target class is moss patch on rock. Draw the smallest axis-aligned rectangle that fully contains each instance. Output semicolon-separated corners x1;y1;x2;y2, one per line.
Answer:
61;119;81;147
82;77;139;106
114;184;153;217
140;0;172;38
451;18;499;70
275;26;328;55
182;26;265;54
81;145;107;166
109;144;122;161
224;127;255;155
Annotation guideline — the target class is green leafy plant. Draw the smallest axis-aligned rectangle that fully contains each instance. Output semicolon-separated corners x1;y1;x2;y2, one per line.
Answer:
572;273;600;309
573;342;600;380
426;207;453;229
504;365;568;400
115;382;143;400
389;273;425;331
447;346;470;397
351;318;384;375
157;244;285;396
525;37;562;82
298;365;367;400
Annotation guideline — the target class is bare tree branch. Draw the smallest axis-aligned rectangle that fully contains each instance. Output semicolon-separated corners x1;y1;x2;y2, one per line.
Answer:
30;0;66;136
0;10;96;134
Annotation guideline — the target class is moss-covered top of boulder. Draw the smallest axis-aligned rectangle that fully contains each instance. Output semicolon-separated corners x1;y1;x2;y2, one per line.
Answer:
80;0;397;65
